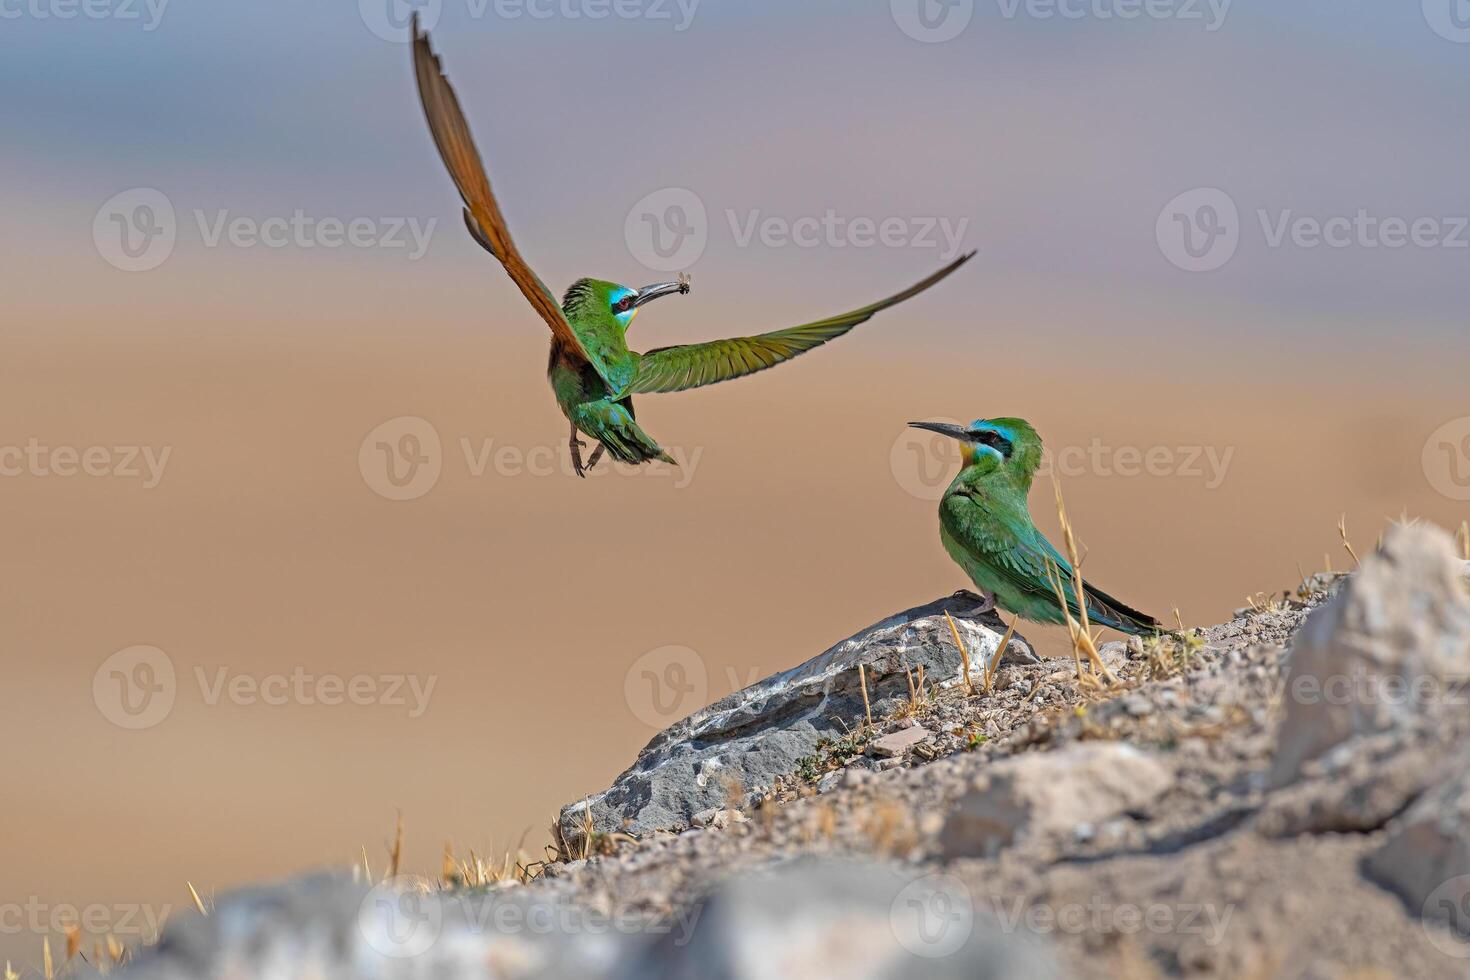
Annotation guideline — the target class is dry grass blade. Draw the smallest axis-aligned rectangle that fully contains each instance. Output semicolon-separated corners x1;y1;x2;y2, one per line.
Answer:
1049;472;1119;686
944;611;974;695
1459;520;1469;561
64;924;81;961
360;845;373;884
983;615;1019;694
857;664;873;728
1045;557;1086;680
442;841;456;886
42;938;53;980
579;804;595;861
106;935;125;964
1338;514;1361;567
388;812;404;879
187;881;208;917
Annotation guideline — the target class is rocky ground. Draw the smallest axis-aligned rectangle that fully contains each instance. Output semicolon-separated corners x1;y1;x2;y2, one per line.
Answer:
91;523;1470;979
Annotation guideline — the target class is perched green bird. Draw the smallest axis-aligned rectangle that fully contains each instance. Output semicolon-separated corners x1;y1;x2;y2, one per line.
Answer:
910;418;1159;635
412;18;974;476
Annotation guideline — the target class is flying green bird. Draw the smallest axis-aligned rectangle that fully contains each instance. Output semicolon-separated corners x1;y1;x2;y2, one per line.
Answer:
411;18;974;477
910;418;1159;635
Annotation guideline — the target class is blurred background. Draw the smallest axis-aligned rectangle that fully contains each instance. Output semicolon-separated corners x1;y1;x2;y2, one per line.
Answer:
3;0;1468;970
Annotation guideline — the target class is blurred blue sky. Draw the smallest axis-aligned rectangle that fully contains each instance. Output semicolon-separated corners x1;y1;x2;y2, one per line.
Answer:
4;0;1468;351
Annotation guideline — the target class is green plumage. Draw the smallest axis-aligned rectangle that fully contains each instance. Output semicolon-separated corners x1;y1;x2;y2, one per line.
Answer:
914;417;1160;636
412;20;975;476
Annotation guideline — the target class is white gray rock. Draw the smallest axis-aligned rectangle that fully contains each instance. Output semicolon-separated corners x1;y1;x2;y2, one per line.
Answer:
92;873;642;980
613;860;1058;979
100;863;1057;980
940;742;1173;858
868;725;932;758
559;592;1033;852
1363;756;1470;940
1270;524;1470;789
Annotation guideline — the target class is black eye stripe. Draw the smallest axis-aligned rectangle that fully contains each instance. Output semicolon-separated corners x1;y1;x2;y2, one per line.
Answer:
975;431;1014;457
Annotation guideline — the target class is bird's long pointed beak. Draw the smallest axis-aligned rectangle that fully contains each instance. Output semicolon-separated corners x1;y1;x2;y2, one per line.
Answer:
632;275;692;308
908;421;971;442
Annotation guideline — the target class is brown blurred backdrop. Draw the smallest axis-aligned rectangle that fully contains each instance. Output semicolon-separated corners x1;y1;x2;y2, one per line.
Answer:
4;1;1469;971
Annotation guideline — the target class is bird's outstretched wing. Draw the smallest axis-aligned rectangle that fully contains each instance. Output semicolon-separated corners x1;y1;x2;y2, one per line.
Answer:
627;252;976;395
410;17;602;375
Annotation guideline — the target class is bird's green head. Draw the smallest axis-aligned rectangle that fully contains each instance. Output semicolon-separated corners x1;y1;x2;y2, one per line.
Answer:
908;417;1044;488
561;276;690;331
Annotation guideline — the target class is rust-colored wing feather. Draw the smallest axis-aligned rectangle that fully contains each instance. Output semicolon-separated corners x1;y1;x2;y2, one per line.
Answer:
410;17;598;373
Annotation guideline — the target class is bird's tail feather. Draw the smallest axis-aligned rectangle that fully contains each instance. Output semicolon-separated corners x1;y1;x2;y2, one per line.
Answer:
1081;580;1160;636
571;399;675;466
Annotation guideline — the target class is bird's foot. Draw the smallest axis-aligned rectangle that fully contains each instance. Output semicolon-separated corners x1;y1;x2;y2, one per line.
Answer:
585;444;606;472
569;429;588;479
951;589;997;617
